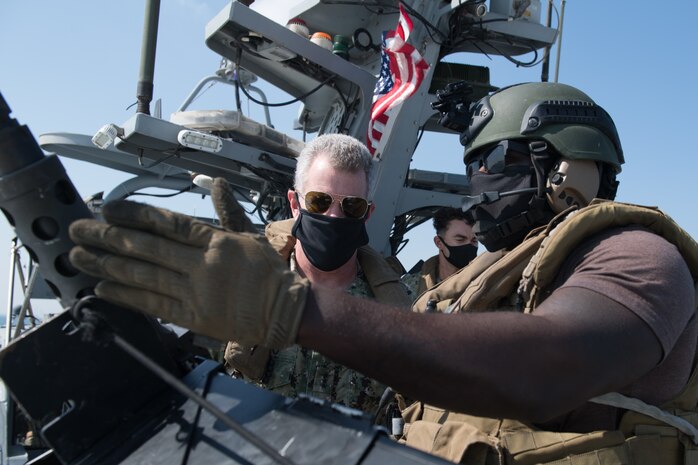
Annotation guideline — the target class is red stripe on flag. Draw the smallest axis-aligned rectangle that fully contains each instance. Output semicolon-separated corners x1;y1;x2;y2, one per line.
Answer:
367;5;429;156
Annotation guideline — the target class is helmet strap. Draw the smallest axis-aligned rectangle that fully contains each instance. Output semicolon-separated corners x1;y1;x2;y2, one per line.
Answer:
528;140;553;199
527;141;558;228
598;163;620;200
477;202;553;250
470;141;556;250
490;141;556;245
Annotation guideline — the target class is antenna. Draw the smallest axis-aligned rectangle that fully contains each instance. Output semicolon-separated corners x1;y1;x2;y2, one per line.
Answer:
136;0;161;115
540;0;554;82
554;0;567;82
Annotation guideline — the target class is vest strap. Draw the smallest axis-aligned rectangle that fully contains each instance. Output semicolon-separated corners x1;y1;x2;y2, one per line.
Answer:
590;392;698;445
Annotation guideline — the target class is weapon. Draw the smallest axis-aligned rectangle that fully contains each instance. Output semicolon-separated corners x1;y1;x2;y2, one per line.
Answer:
0;91;451;465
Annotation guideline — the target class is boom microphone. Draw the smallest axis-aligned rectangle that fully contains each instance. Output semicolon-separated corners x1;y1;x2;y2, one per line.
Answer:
461;187;539;211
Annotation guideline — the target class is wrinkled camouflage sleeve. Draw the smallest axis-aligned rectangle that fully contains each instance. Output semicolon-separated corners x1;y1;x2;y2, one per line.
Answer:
255;274;389;415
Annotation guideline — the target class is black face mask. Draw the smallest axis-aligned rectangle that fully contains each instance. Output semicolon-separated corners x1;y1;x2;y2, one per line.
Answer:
439;239;478;269
291;209;369;271
469;170;538;252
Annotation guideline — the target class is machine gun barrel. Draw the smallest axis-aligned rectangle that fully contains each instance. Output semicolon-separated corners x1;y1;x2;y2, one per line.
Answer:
0;92;98;308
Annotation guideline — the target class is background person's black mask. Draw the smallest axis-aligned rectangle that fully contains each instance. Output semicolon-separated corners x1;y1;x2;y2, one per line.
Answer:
439;240;478;269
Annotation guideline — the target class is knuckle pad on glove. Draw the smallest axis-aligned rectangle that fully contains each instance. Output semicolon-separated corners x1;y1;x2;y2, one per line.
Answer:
103;201;213;247
69;220;111;248
100;225;201;273
98;255;187;299
69;246;111;279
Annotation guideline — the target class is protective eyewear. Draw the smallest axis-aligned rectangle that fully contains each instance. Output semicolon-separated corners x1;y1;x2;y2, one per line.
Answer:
465;140;532;179
299;191;370;219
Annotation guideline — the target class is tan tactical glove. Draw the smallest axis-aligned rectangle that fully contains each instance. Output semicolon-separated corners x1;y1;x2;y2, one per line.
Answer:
210;177;272;379
210;177;257;234
69;199;309;349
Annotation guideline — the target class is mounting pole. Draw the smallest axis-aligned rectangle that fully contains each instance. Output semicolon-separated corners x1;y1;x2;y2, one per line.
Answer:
554;0;566;83
540;0;554;82
136;0;161;115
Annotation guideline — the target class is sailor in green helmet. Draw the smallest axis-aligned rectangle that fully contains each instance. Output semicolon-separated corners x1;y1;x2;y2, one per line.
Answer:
69;82;698;464
459;82;623;251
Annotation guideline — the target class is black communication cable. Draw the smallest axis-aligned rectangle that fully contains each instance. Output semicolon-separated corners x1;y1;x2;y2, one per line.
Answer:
398;0;448;44
255;190;270;224
229;183;258;215
486;36;540;67
447;1;560;67
446;17;512;52
234;48;243;111
137;150;181;170
237;72;337;108
237;164;291;223
126;184;195;199
414;126;425;151
113;334;296;465
317;0;399;15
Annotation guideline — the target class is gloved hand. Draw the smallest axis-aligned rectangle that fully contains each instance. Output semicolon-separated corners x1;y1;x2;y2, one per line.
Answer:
210;177;257;233
69;199;309;349
210;177;273;378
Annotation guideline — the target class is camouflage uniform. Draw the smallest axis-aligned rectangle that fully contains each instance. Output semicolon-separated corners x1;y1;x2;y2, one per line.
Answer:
224;218;411;415
220;218;414;417
260;257;387;414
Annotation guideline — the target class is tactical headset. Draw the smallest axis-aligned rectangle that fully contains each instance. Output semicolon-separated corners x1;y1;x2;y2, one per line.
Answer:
461;82;624;214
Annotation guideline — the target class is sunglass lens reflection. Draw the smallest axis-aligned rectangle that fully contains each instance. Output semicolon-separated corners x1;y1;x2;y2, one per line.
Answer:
304;191;368;219
305;192;333;214
342;197;368;218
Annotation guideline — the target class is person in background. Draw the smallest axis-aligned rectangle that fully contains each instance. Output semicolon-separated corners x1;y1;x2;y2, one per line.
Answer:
402;207;478;299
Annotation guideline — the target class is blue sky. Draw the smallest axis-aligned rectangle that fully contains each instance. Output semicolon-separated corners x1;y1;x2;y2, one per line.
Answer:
1;1;697;313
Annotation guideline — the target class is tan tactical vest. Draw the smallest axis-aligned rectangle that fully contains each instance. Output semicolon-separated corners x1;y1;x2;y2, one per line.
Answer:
404;200;698;465
413;255;440;298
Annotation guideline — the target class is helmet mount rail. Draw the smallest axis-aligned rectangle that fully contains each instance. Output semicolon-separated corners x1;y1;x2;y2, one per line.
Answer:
449;83;625;177
521;100;624;164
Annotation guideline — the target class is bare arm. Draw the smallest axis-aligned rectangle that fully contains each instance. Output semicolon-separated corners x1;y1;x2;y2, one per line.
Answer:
297;285;662;423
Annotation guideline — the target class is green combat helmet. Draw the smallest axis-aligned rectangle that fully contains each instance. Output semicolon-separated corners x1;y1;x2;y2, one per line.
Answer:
459;82;625;251
461;82;624;172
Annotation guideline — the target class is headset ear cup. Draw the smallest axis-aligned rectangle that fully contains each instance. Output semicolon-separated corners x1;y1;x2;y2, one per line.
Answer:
546;159;601;213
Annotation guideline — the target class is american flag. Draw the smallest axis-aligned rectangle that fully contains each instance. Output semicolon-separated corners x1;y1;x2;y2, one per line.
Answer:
366;4;429;156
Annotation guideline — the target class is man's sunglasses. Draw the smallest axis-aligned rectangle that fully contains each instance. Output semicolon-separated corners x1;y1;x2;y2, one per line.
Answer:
466;140;532;179
298;191;370;219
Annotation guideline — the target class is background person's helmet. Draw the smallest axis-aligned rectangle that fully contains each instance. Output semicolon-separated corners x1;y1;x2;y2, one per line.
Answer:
461;82;624;213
